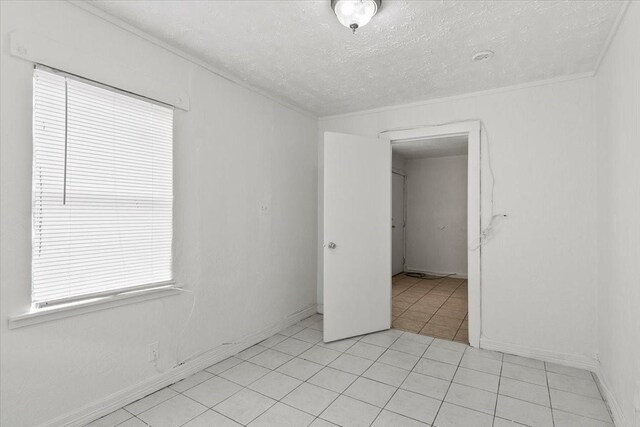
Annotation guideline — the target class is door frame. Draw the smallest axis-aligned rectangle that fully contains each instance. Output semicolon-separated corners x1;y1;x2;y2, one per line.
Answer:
391;171;406;275
385;121;481;348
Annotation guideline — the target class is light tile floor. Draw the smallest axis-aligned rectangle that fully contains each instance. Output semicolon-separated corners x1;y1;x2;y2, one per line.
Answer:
88;314;613;427
392;274;469;342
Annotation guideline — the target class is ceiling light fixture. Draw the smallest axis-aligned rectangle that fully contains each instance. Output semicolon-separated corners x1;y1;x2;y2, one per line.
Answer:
331;0;381;33
472;50;495;62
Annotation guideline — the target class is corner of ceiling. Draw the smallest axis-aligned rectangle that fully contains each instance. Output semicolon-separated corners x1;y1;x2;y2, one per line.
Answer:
66;0;319;121
592;0;632;77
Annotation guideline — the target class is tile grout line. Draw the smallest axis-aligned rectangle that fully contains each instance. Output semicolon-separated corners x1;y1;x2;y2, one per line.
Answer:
391;275;421;322
407;277;467;340
379;340;479;425
394;276;467;339
118;314;607;427
122;323;414;424
430;281;462;341
176;371;272;426
238;328;374;423
428;337;466;426
496;373;611;424
135;415;150;426
164;327;327;426
329;343;511;403
366;333;434;426
440;279;467;339
491;350;505;427
177;333;507;423
247;327;603;424
449;280;469;342
315;330;408;426
545;361;556;427
334;331;470;422
274;331;371;421
136;335;512;426
215;355;321;424
176;326;333;425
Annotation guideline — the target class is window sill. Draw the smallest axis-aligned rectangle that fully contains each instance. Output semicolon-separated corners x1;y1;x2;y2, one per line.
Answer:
8;285;182;329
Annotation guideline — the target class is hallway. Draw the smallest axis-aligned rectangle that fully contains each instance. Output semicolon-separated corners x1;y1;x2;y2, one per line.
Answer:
392;274;468;342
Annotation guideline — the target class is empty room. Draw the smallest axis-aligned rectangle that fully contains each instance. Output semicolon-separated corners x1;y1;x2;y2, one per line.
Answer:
1;1;638;427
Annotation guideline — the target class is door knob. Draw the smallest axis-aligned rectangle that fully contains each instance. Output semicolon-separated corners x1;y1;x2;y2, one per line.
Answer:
328;242;337;249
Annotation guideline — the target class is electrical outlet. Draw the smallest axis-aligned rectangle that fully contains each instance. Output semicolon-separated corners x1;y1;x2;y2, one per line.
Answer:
149;342;159;363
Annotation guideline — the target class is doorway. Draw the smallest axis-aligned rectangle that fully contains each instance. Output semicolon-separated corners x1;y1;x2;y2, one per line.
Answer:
385;122;481;347
322;121;480;348
390;134;469;343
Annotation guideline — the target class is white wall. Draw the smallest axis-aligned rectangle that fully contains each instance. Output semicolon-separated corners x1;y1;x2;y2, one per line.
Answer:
392;153;407;174
0;2;318;426
405;155;468;276
319;76;598;363
595;2;640;425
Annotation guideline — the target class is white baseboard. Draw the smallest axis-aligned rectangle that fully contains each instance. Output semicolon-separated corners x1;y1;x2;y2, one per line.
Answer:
481;337;628;426
317;303;324;314
404;267;468;280
593;365;628;427
480;337;599;372
40;304;317;427
472;337;632;427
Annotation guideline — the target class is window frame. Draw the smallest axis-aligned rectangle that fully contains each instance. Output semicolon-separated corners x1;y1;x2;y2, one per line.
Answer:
31;65;175;309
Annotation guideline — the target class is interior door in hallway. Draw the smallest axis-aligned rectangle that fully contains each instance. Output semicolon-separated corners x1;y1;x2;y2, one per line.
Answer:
392;172;405;276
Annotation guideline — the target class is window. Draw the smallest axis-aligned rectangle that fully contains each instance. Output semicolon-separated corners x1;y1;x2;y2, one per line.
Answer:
32;66;173;307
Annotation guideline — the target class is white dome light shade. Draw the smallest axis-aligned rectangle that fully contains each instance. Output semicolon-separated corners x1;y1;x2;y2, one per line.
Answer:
332;0;380;32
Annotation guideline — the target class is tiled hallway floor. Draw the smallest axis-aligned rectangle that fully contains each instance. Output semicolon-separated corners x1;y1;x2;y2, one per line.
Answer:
392;274;468;343
89;314;613;427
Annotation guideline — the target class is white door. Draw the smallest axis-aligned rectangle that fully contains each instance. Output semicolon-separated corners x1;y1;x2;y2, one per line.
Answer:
323;131;391;342
392;173;405;276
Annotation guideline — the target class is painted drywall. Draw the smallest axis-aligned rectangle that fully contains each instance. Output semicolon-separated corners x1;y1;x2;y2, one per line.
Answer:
392;153;407;174
0;2;317;426
405;155;468;276
595;2;640;425
318;76;598;362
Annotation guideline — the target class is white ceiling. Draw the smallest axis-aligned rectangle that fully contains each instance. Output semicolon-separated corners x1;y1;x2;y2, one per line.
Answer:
89;1;623;117
392;135;468;159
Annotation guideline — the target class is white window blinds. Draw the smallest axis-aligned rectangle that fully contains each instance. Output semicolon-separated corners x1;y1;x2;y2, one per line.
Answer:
32;67;173;307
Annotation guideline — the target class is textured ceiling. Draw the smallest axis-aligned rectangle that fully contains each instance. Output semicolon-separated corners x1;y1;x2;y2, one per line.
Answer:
89;0;623;116
393;135;468;159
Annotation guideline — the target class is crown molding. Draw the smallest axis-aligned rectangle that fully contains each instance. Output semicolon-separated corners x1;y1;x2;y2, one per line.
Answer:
66;0;317;120
320;72;595;121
